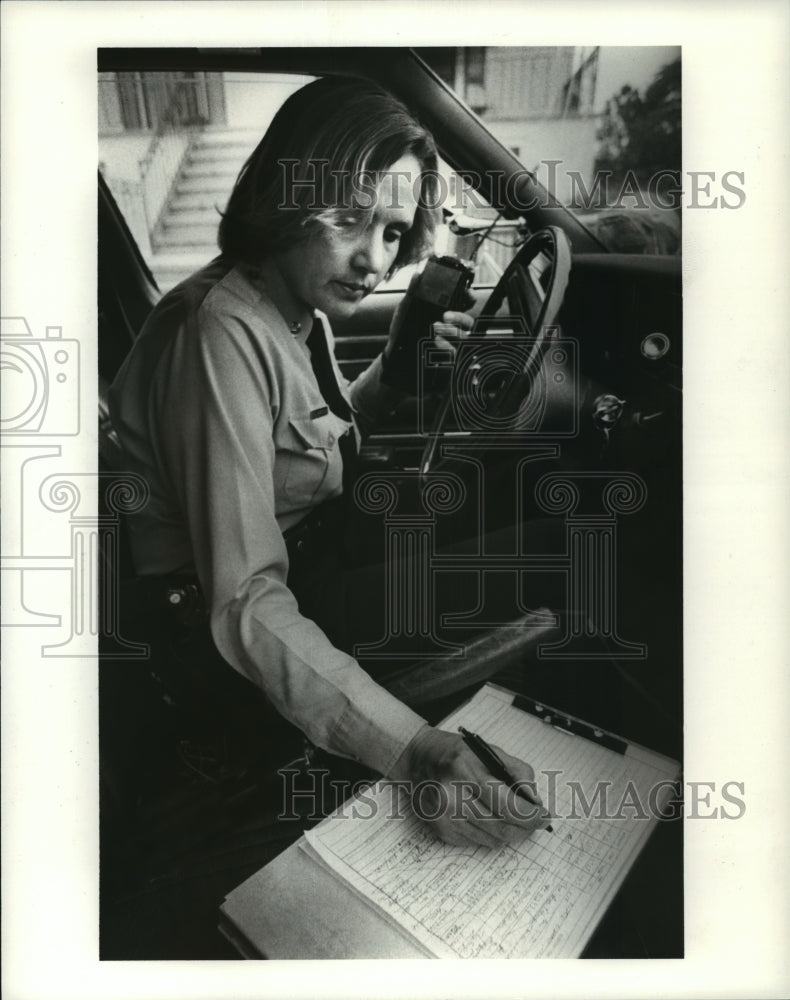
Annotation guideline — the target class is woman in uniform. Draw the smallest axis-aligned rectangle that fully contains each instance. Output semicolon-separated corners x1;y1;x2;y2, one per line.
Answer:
110;76;549;846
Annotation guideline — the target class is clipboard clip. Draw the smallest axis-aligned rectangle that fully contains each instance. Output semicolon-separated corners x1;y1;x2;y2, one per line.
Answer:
512;695;628;755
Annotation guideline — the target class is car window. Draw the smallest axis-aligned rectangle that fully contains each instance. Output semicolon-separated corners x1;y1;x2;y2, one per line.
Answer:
98;69;521;295
99;71;316;293
99;54;681;302
416;46;681;256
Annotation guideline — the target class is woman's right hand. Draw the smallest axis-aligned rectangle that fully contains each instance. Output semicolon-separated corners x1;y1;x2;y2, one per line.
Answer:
390;725;552;847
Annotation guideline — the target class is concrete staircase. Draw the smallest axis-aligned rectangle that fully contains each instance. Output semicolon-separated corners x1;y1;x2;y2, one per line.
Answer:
151;129;260;292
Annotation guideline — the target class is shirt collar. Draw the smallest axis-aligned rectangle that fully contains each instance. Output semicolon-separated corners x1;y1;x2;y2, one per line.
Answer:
239;259;315;339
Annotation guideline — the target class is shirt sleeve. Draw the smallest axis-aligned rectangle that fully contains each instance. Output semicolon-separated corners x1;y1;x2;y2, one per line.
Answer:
154;303;426;777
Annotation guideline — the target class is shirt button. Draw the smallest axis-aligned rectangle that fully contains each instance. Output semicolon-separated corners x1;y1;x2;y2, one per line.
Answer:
327;433;335;447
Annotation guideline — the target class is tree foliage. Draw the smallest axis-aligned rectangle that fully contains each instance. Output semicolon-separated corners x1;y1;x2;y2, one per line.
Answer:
594;58;681;198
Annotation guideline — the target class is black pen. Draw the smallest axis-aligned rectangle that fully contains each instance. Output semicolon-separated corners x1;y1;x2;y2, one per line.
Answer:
459;726;553;832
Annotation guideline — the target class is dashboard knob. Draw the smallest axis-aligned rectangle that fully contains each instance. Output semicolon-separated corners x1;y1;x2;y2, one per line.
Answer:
641;332;670;359
592;393;626;432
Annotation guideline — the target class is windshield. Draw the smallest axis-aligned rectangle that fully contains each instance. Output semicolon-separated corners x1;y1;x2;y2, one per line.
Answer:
416;46;681;255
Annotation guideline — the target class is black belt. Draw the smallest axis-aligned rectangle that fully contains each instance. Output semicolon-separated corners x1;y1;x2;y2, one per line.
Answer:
282;494;346;562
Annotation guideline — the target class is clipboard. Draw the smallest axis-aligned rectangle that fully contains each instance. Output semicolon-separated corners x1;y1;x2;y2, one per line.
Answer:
219;683;681;959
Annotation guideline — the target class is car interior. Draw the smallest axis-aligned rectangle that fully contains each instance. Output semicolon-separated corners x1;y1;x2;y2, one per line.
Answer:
97;47;682;959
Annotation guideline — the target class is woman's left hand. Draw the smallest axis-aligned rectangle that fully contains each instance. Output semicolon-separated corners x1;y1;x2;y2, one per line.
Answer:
427;302;476;391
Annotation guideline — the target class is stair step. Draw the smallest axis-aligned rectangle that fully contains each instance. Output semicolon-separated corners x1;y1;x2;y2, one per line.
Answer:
162;208;222;227
181;160;240;179
189;144;255;164
170;190;230;211
155;225;219;248
152;130;262;263
176;175;235;195
196;128;262;146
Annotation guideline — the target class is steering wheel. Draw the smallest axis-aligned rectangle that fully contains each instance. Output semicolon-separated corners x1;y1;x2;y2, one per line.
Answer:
420;225;572;477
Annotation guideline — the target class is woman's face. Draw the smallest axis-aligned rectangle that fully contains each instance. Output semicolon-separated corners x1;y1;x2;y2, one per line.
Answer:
274;154;422;322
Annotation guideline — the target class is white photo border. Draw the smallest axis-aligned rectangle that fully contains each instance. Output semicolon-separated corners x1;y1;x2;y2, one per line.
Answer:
2;1;789;998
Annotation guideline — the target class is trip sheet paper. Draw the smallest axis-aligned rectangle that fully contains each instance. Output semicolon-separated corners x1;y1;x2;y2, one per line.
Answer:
302;685;678;958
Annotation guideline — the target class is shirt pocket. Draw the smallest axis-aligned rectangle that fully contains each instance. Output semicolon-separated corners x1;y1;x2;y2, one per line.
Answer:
278;410;350;509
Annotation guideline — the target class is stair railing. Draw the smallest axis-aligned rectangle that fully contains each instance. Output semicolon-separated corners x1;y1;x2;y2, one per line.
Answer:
138;75;207;249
